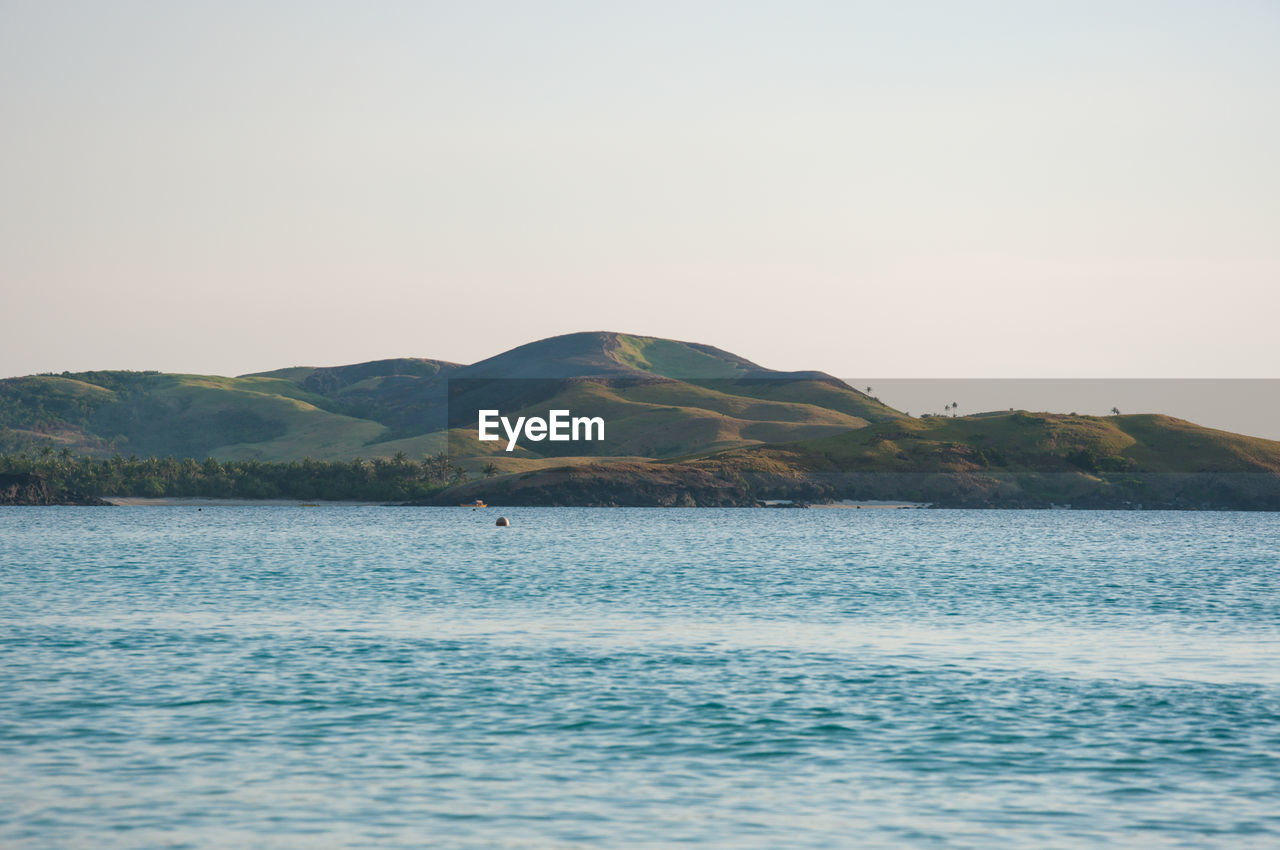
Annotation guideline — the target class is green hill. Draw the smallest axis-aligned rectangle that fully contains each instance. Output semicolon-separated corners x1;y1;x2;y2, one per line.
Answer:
0;371;384;459
433;411;1280;509
8;332;1275;509
0;332;896;462
690;411;1280;476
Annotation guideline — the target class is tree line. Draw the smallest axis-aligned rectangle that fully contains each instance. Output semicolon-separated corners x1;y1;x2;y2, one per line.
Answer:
0;449;469;501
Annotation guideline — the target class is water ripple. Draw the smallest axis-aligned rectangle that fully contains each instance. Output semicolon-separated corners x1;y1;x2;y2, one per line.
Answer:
2;507;1279;848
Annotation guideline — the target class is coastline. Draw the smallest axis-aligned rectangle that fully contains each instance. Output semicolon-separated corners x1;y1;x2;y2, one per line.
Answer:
104;497;389;507
808;500;930;509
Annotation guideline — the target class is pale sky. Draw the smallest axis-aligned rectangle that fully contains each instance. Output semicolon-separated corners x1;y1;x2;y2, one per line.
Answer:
2;1;1277;379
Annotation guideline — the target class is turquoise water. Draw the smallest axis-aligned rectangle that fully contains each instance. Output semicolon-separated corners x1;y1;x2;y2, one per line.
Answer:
2;507;1279;848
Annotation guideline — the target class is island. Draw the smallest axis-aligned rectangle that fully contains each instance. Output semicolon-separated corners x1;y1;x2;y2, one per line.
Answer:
2;332;1278;509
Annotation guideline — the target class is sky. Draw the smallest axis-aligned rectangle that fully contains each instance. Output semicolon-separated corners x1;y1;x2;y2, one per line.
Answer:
2;1;1277;379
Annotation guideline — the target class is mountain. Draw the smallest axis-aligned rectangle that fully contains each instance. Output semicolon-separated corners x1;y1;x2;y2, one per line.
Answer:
457;332;766;380
0;332;898;463
5;333;1278;508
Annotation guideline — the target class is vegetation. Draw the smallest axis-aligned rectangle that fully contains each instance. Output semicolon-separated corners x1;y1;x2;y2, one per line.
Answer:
4;332;1278;509
0;332;897;463
0;450;468;502
426;411;1280;509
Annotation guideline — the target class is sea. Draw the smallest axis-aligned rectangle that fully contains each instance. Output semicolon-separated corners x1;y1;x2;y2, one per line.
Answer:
2;506;1278;848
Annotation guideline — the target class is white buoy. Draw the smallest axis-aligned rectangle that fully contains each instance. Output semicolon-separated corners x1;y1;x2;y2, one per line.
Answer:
495;516;510;526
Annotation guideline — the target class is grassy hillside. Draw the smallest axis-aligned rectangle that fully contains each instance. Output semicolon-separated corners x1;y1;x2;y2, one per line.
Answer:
9;332;1272;510
449;377;875;459
699;411;1280;476
429;410;1280;508
610;334;759;379
0;332;894;462
0;371;387;460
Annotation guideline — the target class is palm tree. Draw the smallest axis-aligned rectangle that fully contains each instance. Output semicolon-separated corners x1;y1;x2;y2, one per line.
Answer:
1111;407;1120;416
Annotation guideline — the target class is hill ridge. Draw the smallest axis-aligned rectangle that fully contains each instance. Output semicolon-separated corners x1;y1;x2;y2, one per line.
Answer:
4;333;1279;508
0;332;895;462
